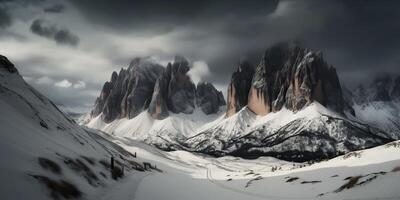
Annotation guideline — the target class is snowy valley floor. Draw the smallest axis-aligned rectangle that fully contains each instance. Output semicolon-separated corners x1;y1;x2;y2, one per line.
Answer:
94;132;400;200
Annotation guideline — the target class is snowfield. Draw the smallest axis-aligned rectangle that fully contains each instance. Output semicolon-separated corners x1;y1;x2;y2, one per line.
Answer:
0;64;154;200
1;57;400;200
102;133;400;200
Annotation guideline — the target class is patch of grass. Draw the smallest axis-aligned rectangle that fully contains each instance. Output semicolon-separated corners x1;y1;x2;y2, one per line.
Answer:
38;157;61;175
286;177;299;182
30;174;81;200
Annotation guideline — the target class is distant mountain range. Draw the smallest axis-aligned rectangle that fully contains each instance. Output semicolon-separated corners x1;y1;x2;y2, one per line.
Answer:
85;42;398;162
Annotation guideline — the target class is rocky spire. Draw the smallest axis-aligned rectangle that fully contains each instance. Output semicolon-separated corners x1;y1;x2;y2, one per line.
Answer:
91;57;164;122
225;42;353;117
196;82;226;115
226;59;255;117
148;56;196;119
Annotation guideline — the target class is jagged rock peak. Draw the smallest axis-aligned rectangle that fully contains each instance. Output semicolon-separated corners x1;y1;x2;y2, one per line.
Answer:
148;55;196;119
244;42;352;116
91;57;164;122
196;81;226;115
226;59;255;117
0;55;18;74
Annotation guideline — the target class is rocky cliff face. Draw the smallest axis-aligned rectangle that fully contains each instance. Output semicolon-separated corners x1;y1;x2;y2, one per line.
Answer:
148;56;197;119
226;59;255;117
227;43;353;117
0;55;18;73
91;56;225;121
91;58;164;122
196;82;226;115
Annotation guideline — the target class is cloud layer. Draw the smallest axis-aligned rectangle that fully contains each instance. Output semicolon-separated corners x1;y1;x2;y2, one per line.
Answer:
1;0;400;111
30;19;79;46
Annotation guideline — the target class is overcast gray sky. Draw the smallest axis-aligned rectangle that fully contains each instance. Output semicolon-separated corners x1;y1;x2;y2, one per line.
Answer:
1;0;400;112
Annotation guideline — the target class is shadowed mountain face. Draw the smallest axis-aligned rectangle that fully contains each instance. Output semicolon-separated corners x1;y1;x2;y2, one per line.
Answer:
91;58;164;123
227;43;354;117
91;56;225;122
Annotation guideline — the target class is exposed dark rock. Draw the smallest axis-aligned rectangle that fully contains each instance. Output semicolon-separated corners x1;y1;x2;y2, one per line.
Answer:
196;82;226;115
0;55;18;73
91;58;163;122
353;74;400;103
247;42;352;116
371;75;392;102
149;56;196;119
226;59;255;116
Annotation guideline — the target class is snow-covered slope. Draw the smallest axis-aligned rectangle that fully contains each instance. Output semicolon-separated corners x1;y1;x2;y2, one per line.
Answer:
353;101;400;139
87;108;224;147
348;75;400;138
101;132;400;200
0;56;150;200
88;99;394;162
185;102;393;161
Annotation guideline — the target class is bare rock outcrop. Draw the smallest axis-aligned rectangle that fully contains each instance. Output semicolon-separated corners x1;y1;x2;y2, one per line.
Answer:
91;58;164;122
226;59;255;117
246;42;352;116
148;56;196;119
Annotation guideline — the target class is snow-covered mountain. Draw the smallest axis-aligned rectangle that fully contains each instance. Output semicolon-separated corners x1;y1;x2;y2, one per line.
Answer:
345;75;400;139
0;55;151;200
86;43;395;162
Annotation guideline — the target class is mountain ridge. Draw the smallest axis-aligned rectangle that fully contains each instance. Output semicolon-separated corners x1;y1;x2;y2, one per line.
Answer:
86;42;396;161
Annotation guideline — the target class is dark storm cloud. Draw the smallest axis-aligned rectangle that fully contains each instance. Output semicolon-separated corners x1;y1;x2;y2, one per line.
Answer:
30;19;79;46
67;0;279;33
0;6;12;29
44;4;65;13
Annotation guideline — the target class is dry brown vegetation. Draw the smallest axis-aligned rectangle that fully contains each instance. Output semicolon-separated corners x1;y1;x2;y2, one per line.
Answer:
335;176;361;192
